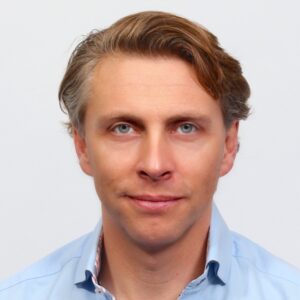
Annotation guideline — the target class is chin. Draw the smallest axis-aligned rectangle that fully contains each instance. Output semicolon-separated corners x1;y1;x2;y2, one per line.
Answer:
132;235;178;253
125;221;191;253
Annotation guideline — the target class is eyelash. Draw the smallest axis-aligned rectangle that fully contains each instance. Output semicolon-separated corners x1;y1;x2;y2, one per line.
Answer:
177;123;198;134
111;123;198;135
112;123;134;134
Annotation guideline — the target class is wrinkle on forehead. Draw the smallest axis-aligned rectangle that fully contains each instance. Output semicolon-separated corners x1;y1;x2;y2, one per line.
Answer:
86;54;222;127
91;53;202;90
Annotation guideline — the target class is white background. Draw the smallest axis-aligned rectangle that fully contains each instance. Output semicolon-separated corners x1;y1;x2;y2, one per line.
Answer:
0;0;299;280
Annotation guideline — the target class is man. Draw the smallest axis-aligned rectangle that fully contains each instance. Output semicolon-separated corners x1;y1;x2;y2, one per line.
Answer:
1;11;299;300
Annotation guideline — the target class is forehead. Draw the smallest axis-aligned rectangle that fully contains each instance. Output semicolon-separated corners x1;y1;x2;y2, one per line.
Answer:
93;53;199;83
87;54;222;122
91;54;201;95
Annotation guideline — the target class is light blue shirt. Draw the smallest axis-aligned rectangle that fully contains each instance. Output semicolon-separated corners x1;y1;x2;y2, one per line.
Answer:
1;204;300;299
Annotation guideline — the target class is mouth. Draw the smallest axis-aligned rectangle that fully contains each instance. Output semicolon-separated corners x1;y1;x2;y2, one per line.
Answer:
126;194;183;211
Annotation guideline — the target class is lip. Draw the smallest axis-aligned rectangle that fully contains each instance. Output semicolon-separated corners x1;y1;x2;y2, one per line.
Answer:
128;194;183;201
126;194;183;211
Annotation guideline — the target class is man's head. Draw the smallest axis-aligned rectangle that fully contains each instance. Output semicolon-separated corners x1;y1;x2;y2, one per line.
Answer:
58;11;250;252
59;11;250;137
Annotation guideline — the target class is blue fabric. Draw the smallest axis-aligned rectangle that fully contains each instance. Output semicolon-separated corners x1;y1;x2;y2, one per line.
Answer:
1;204;300;299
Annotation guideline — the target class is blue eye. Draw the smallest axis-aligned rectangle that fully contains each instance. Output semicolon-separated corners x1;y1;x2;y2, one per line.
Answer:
113;124;133;134
178;123;197;134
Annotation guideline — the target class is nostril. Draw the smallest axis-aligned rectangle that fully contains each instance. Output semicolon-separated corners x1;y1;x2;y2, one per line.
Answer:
160;171;172;180
138;170;172;181
139;170;148;179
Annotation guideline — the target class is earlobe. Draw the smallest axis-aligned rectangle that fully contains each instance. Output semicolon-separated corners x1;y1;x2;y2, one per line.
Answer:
220;121;239;177
73;128;93;176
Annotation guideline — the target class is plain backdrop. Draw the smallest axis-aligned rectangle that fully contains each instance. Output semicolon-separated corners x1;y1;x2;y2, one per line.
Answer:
0;0;299;280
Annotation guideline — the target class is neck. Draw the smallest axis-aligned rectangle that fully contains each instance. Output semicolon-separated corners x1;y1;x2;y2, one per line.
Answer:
99;207;211;300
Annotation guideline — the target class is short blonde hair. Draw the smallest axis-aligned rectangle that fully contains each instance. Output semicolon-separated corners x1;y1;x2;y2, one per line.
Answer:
58;11;250;136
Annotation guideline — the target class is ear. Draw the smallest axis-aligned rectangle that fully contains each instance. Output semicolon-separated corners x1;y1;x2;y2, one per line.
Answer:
73;128;93;176
219;121;239;177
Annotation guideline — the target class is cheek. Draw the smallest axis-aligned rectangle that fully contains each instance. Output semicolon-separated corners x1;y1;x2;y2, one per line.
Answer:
175;141;224;189
177;137;224;166
87;143;136;196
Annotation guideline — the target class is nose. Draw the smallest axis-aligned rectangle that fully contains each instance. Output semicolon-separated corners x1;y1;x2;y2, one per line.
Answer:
137;131;174;182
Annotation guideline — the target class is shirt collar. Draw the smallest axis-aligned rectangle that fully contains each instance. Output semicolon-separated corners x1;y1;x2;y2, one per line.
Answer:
205;203;232;285
74;203;232;288
74;220;102;287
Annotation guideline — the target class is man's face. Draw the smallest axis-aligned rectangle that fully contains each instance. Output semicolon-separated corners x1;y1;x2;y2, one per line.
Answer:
74;54;238;251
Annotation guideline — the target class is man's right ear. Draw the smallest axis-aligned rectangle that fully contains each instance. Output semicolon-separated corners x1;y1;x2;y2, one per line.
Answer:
73;128;93;176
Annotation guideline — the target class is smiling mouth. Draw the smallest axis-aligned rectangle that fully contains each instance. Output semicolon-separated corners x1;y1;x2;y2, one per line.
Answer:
126;194;183;211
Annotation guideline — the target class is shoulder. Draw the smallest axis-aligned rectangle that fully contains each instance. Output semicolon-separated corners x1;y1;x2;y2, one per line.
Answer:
0;232;90;297
231;231;300;289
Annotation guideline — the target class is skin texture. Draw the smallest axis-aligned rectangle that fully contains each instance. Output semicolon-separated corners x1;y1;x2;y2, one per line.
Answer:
74;54;238;300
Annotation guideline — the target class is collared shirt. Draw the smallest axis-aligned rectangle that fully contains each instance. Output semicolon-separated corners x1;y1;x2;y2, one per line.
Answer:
1;204;300;299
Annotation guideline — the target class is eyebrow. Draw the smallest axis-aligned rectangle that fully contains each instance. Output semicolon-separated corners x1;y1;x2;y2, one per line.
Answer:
96;112;212;128
165;113;211;126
